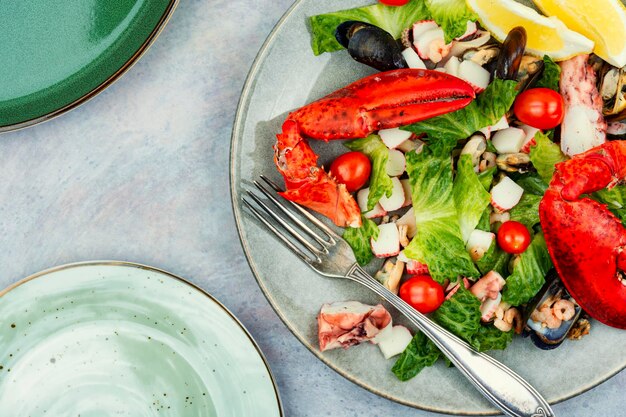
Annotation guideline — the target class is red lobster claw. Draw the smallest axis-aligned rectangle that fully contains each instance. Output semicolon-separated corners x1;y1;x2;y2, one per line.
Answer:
540;141;626;329
274;69;476;227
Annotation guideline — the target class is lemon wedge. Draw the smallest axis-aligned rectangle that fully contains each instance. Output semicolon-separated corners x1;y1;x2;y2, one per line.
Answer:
466;0;594;61
533;0;626;67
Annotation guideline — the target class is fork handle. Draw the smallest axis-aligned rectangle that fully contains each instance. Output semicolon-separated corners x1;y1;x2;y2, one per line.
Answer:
348;265;554;417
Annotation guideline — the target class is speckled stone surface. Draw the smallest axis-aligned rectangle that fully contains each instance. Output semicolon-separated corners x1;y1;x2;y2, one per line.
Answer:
0;0;623;415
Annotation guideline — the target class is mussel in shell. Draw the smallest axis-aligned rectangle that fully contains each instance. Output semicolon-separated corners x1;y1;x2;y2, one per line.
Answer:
462;43;500;67
598;65;626;119
335;21;407;71
523;270;582;350
495;26;527;81
516;55;545;91
496;152;532;173
592;59;626;137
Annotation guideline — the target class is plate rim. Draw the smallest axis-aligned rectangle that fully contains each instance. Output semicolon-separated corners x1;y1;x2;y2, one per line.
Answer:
228;0;626;414
0;0;179;134
0;260;284;417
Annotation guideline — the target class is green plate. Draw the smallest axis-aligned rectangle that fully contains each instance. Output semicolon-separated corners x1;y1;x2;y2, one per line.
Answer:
0;261;283;417
0;0;177;132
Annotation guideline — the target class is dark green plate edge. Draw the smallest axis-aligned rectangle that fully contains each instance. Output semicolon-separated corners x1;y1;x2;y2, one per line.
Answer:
0;0;179;133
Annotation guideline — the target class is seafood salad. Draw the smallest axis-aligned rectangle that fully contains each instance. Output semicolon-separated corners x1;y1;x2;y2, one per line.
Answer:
272;0;626;381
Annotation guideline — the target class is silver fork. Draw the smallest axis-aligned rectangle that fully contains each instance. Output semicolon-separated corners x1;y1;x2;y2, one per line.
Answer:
243;175;555;417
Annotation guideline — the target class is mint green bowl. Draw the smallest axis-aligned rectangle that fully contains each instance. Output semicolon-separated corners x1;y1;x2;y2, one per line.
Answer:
0;0;177;132
0;261;282;417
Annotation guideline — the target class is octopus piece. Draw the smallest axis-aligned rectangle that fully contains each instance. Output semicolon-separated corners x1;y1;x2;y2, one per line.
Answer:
480;292;502;322
469;271;506;302
317;301;392;351
559;54;607;157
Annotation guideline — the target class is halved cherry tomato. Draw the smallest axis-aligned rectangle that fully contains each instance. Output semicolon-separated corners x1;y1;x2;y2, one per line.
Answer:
399;275;444;314
329;151;371;192
378;0;410;5
497;221;531;254
513;88;564;130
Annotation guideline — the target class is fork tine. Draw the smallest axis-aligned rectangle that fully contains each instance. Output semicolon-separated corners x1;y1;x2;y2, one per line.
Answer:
242;197;316;264
259;175;341;240
253;180;330;247
245;190;326;257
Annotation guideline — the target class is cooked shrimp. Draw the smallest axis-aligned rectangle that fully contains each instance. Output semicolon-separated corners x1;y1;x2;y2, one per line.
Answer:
494;318;513;332
540;305;562;329
504;307;523;334
553;299;576;321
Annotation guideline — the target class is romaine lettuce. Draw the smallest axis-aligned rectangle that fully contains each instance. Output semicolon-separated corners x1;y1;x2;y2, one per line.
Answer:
345;135;393;210
509;193;542;230
310;0;431;55
477;166;496;191
535;55;561;91
502;233;553;305
453;154;491;242
593;186;626;226
403;79;518;141
475;208;491;232
515;173;548;196
403;139;480;283
425;0;478;42
343;215;379;265
529;131;568;184
470;324;513;352
432;284;481;342
391;332;440;381
476;240;511;277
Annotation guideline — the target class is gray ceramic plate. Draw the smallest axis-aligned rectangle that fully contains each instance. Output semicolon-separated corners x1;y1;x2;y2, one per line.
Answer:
230;0;626;414
0;261;282;417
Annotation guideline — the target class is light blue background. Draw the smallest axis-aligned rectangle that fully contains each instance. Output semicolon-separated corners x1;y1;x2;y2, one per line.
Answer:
0;0;622;415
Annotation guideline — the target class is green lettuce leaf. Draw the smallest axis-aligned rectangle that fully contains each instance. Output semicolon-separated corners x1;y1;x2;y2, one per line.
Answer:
310;0;431;55
345;135;393;210
515;173;548;196
432;284;482;342
593;186;626;225
470;325;513;352
535;55;561;91
529;131;568;184
476;208;491;232
343;215;379;266
502;233;553;305
453;154;491;242
476;239;511;277
509;193;542;230
477;166;496;191
425;0;477;42
403;79;518;141
403;139;480;282
392;332;441;381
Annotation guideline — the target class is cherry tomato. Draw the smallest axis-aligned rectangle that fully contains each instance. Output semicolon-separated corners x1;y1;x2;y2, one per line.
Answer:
513;88;565;130
399;275;444;314
329;151;371;192
378;0;410;5
497;221;531;254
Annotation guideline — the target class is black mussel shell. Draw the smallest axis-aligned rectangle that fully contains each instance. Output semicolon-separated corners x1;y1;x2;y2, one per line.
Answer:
335;21;407;71
495;26;527;80
524;270;582;350
335;21;375;48
518;59;545;92
529;331;565;350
